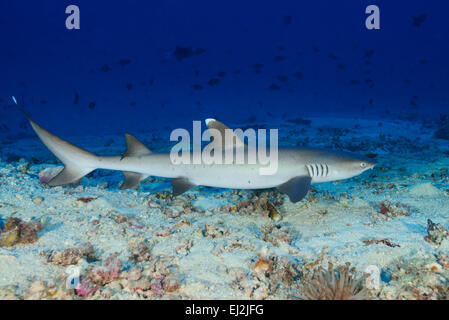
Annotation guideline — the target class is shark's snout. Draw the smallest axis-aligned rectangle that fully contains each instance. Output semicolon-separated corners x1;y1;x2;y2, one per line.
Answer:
359;154;377;170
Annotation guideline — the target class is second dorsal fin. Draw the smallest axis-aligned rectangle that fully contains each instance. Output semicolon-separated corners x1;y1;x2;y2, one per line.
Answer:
204;118;245;149
121;134;152;159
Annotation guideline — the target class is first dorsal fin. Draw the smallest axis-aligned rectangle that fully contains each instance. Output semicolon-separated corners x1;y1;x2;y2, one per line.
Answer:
205;118;245;149
121;134;152;159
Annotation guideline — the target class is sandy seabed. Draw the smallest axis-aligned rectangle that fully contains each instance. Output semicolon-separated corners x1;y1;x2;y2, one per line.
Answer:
0;116;448;300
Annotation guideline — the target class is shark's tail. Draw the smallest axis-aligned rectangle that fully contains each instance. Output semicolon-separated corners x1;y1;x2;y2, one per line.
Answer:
12;96;98;186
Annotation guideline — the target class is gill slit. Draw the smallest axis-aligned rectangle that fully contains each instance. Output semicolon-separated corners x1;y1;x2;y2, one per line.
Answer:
306;163;329;178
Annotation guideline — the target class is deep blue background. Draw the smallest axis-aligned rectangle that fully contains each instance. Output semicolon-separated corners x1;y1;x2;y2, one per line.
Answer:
0;0;448;136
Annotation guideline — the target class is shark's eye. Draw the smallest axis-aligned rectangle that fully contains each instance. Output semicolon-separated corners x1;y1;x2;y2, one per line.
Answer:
360;162;367;168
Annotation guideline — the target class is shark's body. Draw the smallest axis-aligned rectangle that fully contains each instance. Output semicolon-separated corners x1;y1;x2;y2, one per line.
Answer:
16;99;376;202
94;148;365;188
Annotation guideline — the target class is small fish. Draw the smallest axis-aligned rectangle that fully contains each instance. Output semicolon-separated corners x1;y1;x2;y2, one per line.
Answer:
119;59;131;66
365;79;374;87
410;96;419;107
412;14;427;27
195;48;206;55
274;55;286;62
294;71;304;79
253;64;263;74
173;46;205;61
287;117;311;126
73;92;79;105
277;75;288;83
207;78;220;86
0;124;9;132
247;115;256;123
100;64;111;72
365;50;375;58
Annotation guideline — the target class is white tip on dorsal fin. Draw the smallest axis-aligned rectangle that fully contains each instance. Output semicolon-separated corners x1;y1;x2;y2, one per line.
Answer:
204;118;245;148
121;134;152;159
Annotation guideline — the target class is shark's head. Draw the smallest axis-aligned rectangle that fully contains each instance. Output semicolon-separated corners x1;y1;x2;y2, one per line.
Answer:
327;151;376;180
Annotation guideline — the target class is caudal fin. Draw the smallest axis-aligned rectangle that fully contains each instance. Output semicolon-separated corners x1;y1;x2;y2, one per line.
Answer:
12;96;98;186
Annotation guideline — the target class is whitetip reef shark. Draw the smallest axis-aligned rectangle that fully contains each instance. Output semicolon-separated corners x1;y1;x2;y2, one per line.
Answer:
12;97;376;203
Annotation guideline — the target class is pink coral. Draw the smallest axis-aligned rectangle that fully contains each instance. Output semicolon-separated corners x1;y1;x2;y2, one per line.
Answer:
75;281;98;297
88;254;122;285
150;276;165;296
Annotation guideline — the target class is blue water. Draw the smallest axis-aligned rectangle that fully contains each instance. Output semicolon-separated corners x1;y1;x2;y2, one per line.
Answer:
0;0;448;137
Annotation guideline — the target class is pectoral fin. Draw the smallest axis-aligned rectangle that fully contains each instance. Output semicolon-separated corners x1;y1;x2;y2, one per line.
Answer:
120;171;148;190
277;176;312;203
171;177;196;196
48;167;90;187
